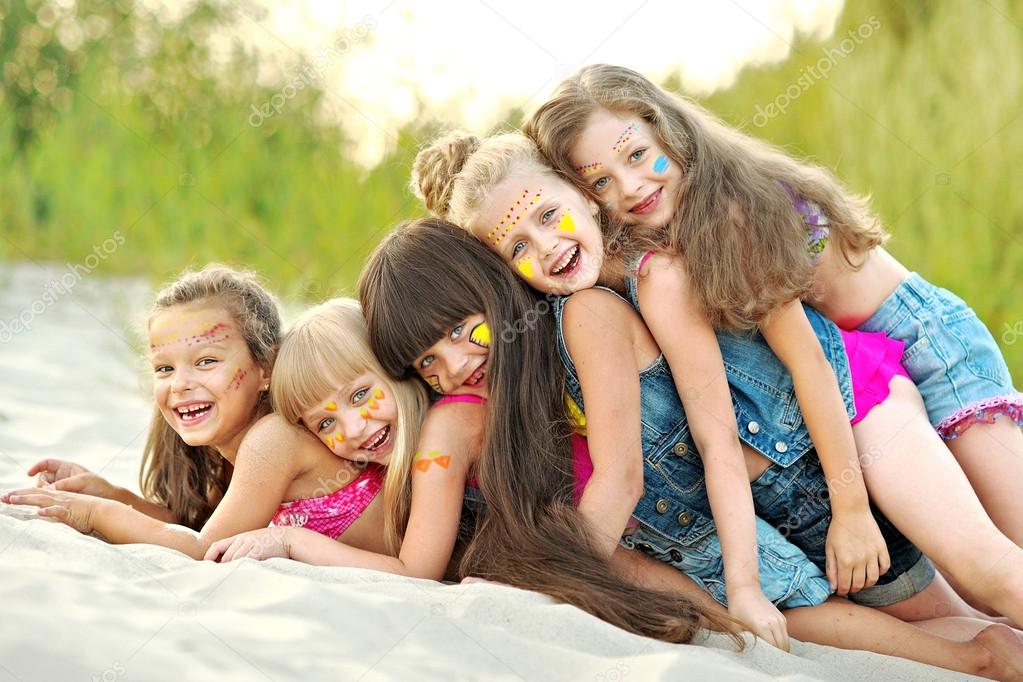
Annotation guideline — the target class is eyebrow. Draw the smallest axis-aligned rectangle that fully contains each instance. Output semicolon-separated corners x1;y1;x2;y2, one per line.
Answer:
574;161;604;176
487;188;542;246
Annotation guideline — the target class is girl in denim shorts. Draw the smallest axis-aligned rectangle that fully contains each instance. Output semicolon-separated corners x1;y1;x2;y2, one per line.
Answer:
526;64;1023;552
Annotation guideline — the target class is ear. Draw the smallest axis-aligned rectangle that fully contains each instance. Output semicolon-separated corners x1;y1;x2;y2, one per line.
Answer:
257;363;272;392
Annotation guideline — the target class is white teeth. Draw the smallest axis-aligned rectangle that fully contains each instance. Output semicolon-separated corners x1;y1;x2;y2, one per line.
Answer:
176;403;212;416
551;246;579;275
364;426;388;450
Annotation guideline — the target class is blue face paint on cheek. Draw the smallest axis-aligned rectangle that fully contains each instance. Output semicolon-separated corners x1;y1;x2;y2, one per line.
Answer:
652;154;670;175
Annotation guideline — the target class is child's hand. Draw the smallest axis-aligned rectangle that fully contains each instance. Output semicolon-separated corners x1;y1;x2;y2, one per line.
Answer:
204;527;292;563
826;509;891;596
1;487;102;534
27;459;117;499
728;586;790;652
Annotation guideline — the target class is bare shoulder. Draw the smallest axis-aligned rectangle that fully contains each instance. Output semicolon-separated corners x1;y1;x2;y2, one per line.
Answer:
236;413;318;467
419;400;484;455
563;287;636;332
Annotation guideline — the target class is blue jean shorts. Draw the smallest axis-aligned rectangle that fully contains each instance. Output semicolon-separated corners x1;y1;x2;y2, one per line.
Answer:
620;515;831;609
857;273;1022;438
751;454;935;607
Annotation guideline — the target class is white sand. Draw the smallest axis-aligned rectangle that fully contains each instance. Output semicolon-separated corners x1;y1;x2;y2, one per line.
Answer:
0;263;976;680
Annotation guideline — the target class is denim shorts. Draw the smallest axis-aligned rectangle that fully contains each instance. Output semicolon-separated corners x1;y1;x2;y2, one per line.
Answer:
620;515;832;609
857;273;1022;437
751;454;935;607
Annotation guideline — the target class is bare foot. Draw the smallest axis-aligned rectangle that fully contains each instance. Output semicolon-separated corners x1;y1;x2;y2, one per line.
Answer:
974;624;1023;681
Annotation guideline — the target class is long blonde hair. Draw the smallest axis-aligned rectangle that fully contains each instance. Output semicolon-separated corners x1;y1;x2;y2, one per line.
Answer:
524;63;888;331
269;298;429;555
141;264;281;530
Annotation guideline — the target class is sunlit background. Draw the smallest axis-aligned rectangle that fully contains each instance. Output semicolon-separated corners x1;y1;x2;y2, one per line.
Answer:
1;0;1021;374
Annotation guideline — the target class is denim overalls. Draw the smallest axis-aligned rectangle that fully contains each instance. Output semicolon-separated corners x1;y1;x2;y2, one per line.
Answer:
552;280;933;607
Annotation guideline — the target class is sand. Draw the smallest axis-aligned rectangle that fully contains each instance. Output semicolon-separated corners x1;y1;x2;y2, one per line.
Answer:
0;263;975;680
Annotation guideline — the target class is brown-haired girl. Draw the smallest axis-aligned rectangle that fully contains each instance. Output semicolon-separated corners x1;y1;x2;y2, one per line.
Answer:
524;64;1023;556
3;267;422;560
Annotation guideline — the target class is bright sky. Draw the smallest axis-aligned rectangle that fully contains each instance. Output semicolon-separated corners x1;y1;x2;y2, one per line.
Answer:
205;0;845;166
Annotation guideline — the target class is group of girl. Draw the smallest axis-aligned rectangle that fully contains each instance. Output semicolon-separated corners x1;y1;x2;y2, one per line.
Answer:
5;64;1023;678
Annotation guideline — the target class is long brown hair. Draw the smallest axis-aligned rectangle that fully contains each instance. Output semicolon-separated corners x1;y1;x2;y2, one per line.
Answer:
524;63;887;331
269;298;429;555
140;264;281;530
359;218;738;643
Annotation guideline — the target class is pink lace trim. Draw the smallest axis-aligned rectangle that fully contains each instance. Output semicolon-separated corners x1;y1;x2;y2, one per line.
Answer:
935;394;1023;440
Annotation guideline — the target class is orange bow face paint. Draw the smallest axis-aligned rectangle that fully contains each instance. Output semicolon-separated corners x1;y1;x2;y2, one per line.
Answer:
413;449;453;473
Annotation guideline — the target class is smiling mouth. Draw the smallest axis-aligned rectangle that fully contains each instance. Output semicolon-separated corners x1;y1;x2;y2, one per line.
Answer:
463;360;487;387
630;188;662;215
175;402;212;423
359;424;392;452
550;245;581;277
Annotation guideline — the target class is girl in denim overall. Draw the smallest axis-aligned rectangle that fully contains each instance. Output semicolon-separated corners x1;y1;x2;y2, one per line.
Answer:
527;65;1023;574
407;132;1023;671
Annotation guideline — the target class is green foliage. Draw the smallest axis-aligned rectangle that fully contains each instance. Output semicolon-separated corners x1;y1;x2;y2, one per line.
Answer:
1;0;1020;373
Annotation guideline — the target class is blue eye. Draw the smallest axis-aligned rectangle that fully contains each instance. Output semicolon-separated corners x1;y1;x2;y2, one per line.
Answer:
419;355;434;369
318;417;335;432
541;208;557;224
155;365;172;374
352;387;369;403
592;177;609;191
450;324;465;340
630;148;646;161
197;357;216;367
512;242;525;257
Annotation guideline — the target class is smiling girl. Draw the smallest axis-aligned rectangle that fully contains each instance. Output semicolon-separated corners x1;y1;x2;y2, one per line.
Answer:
3;267;425;559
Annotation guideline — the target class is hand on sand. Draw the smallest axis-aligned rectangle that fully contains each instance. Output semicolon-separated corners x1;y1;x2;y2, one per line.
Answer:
204;527;292;562
1;487;100;534
27;458;117;500
728;586;790;652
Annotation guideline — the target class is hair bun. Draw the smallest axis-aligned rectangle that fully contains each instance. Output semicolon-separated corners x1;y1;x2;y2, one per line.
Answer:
410;131;481;218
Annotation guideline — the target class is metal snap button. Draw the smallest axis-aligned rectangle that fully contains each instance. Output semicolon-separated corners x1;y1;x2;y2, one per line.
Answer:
669;549;683;563
774;441;788;454
655;499;669;514
747;421;760;434
673;442;689;456
677;511;694;527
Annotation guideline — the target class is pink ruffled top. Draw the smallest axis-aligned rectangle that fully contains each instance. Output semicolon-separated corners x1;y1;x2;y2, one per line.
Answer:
271;464;384;539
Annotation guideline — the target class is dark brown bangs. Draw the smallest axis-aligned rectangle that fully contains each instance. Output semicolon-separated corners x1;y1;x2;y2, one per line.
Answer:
359;219;492;378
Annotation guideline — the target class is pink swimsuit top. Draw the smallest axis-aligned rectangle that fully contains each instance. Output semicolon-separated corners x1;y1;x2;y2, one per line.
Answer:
434;394;594;505
271;463;384;539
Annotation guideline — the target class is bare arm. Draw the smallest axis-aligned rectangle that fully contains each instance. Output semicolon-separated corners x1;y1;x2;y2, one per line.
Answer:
760;300;888;594
562;289;647;559
637;253;788;650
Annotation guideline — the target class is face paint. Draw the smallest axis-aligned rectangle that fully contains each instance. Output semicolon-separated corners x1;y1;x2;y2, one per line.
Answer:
517;257;536;279
228;367;247;390
359;407;371;420
413;449;452;473
373;388;384;400
325;435;334;449
612;123;639;153
149;322;232;352
469;321;491;349
425;375;442;394
487;188;543;246
574;161;603;176
324;400;338;412
652;154;670;175
557;212;575;233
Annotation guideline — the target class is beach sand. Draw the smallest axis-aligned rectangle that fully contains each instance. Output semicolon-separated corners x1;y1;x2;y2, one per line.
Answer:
0;263;976;680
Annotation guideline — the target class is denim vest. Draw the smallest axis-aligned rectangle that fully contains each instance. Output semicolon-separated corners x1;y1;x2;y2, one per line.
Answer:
551;286;854;547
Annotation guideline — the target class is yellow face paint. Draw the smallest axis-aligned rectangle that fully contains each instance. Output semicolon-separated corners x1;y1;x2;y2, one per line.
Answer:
426;375;442;393
360;407;371;420
557;212;575;233
325;435;334;449
470;321;491;349
517;257;535;279
373;388;384;400
324;400;338;412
